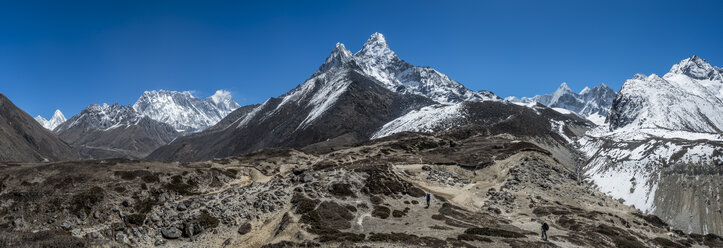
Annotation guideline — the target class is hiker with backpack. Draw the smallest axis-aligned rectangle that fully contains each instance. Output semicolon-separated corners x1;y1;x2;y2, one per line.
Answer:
541;222;549;241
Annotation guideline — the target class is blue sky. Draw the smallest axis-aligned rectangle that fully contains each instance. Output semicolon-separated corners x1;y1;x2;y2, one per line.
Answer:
1;0;722;118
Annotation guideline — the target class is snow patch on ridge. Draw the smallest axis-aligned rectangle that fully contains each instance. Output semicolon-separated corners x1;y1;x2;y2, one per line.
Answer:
372;103;465;139
298;73;352;130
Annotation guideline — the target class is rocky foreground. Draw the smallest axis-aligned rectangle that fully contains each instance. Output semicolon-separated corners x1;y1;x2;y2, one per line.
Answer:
1;126;721;248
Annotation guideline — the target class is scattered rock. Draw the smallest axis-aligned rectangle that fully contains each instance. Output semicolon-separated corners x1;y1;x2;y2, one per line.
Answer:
302;173;313;183
161;227;182;239
115;232;129;244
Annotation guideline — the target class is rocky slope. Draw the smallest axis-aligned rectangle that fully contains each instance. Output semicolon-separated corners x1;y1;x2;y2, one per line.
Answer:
133;90;240;132
55;103;179;159
1;122;718;247
0;93;78;162
34;109;67;131
580;56;723;235
506;83;616;125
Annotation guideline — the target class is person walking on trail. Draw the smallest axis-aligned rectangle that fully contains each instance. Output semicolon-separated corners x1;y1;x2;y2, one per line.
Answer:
541;222;549;241
425;193;431;208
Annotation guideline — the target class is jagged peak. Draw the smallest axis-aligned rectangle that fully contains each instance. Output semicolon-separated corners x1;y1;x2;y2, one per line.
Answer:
51;109;65;119
365;32;387;47
356;32;395;58
669;55;715;79
589;83;613;92
314;42;354;76
332;42;350;53
328;42;352;60
555;82;573;93
579;86;591;95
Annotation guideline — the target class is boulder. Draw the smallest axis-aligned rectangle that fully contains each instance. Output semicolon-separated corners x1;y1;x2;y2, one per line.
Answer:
302;173;313;183
161;227;182;239
237;222;252;235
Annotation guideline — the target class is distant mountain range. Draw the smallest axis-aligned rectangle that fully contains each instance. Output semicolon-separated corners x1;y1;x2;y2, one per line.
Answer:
506;83;617;125
133;90;240;132
51;90;241;159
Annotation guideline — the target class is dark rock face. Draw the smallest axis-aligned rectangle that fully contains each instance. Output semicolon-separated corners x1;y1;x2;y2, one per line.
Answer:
0;93;79;162
55;104;179;159
606;91;644;131
147;69;434;162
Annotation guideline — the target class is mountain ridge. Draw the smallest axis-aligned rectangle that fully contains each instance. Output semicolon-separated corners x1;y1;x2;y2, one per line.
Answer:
505;83;616;125
133;89;241;132
55;103;180;159
0;93;78;162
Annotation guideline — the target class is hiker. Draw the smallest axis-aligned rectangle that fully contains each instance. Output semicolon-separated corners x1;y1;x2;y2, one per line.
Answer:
425;193;431;208
541;222;549;241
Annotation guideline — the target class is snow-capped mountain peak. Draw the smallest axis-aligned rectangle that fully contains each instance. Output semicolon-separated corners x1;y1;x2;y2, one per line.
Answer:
332;42;352;56
34;109;67;130
313;32;500;104
608;56;723;133
358;32;391;55
48;109;67;129
133;89;240;132
579;86;591;95
315;42;354;76
551;82;574;103
557;82;572;91
56;103;141;133
354;32;400;75
668;55;717;79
